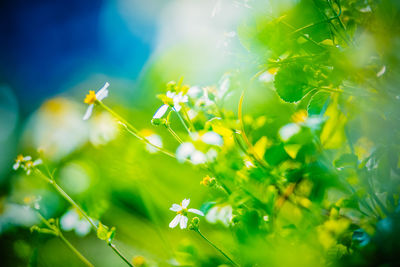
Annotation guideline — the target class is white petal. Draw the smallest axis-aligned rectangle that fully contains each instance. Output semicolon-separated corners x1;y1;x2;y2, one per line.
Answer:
173;104;182;112
13;162;20;170
75;220;91;237
190;151;206;165
188;208;204;216
205;206;219;223
153;104;168;119
176;142;195;163
170;204;182;212
181;95;188;103
279;123;300;141
33;159;43;166
60;210;79;231
166;91;175;98
202;132;223;146
23;156;32;161
169;214;181;228
179;215;188;229
83;104;94;120
145;134;163;153
181;199;190;208
187;86;202;98
95;82;110;101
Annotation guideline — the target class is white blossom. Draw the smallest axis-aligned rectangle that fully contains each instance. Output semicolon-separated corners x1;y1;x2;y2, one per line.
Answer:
169;199;204;229
83;82;110;120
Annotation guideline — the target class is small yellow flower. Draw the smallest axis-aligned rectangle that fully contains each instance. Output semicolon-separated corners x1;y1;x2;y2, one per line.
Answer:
132;256;146;266
84;90;97;105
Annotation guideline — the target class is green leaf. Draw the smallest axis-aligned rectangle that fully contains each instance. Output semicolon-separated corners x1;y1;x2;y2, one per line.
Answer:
264;143;290;166
334;154;358;168
307;91;330;115
274;63;313;103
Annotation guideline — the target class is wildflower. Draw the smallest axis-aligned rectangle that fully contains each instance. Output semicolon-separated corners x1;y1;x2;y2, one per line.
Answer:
154;90;189;120
201;131;223;146
60;209;91;237
145;134;163;153
176;142;207;165
200;175;216;187
13;154;32;170
206;205;233;227
169;198;204;229
83;82;110;120
13;154;42;175
152;104;169;120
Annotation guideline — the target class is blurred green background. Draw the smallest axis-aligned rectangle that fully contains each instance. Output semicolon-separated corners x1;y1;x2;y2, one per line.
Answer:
1;0;400;266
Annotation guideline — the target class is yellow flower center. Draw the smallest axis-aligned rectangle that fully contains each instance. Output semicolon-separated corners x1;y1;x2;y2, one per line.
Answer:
16;154;24;162
178;207;188;216
25;161;33;167
84;91;97;105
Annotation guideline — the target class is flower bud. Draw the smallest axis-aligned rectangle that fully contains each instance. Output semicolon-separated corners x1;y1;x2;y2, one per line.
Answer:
151;118;166;126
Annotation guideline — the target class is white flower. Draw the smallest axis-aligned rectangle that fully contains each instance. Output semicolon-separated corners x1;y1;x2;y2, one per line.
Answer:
60;209;91;237
145;134;163;153
13;155;32;170
205;205;233;227
176;142;195;163
176;142;207;165
169;91;188;112
187;86;202;98
13;154;42;175
201;131;223;146
190;151;207;165
169;199;204;229
83;82;110;120
278;123;300;141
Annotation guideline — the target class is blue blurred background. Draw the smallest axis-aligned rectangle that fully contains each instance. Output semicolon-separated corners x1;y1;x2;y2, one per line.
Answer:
0;0;160;114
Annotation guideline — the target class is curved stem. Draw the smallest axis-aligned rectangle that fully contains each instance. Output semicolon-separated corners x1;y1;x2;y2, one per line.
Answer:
172;107;192;135
36;212;94;267
195;229;239;266
98;101;177;160
35;169;134;267
108;243;133;267
165;125;184;144
59;234;94;267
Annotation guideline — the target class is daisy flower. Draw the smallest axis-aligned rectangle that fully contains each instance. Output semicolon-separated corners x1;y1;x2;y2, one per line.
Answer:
13;154;42;175
13;155;32;170
153;91;189;120
169;198;204;229
83;82;110;120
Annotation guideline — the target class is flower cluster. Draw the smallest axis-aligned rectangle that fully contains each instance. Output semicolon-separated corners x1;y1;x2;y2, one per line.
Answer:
13;155;42;175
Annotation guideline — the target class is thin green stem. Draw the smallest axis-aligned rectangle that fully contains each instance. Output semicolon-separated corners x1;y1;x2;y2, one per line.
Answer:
165;125;183;144
181;106;196;132
59;234;94;267
108;243;134;267
36;212;94;267
172;107;192;135
98;101;177;159
35;169;134;267
194;229;239;266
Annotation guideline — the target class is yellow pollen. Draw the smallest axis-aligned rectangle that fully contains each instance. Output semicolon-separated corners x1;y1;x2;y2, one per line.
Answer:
178;208;188;215
292;110;308;123
26;161;33;167
16;155;24;162
84;90;97;105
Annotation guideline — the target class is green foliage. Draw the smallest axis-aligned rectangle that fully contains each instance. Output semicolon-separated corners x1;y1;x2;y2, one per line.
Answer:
5;0;400;266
